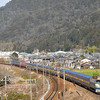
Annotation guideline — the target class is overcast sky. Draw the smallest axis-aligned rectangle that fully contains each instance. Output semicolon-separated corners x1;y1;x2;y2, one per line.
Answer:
0;0;12;7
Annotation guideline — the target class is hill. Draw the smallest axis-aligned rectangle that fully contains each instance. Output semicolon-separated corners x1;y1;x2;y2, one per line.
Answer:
0;0;100;52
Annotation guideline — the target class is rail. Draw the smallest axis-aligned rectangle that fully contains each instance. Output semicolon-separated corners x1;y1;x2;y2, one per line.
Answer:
45;76;58;100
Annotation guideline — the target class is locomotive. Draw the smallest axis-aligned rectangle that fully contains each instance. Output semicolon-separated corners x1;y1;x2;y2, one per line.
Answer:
10;60;100;94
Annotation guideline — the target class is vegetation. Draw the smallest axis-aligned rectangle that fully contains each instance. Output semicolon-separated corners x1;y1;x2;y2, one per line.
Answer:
10;52;18;60
0;0;100;52
74;70;100;76
84;46;98;54
6;92;30;100
80;55;85;58
0;81;5;87
13;68;35;79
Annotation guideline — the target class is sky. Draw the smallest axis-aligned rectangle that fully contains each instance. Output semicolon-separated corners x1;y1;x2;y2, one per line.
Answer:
0;0;12;7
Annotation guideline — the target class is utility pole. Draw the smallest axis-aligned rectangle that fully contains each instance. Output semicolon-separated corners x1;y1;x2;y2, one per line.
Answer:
48;61;50;78
27;79;37;100
58;92;61;100
57;67;60;99
26;80;27;89
5;76;7;100
30;68;32;100
35;80;38;100
43;61;45;94
45;59;46;76
36;56;38;74
57;66;60;90
0;91;3;100
36;63;38;74
63;61;66;100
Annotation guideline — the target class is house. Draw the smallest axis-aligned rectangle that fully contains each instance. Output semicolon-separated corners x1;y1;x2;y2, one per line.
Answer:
0;51;19;59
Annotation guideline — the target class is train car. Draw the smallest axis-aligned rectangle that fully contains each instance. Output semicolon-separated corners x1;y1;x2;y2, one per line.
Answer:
44;65;50;73
50;66;57;75
90;78;100;93
12;60;20;66
59;68;64;78
63;69;100;93
37;64;43;71
65;70;92;87
20;61;26;67
95;80;100;93
26;63;36;70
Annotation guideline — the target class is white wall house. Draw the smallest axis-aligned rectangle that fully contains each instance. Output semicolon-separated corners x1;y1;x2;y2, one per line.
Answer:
0;51;19;59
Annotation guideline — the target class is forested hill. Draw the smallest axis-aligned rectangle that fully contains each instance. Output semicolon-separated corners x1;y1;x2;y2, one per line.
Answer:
0;0;100;52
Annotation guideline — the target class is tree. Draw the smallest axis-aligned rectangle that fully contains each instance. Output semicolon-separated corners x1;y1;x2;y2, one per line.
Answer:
91;45;97;53
84;45;98;54
10;52;18;60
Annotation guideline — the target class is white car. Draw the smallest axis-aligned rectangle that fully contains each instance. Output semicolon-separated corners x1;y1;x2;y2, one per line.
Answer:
90;66;94;69
76;66;81;69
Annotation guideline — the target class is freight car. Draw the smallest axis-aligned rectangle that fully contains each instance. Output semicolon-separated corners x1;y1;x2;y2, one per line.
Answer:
12;60;100;94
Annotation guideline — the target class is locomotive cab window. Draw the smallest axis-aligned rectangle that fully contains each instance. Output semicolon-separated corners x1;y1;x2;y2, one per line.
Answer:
96;80;100;84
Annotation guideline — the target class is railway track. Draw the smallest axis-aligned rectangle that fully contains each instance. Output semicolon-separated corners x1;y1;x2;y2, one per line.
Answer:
45;76;58;100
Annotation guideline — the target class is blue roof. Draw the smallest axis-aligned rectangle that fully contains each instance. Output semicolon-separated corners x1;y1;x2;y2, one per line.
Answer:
65;70;92;79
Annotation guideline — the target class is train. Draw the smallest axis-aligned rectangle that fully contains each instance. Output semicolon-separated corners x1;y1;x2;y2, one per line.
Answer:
0;59;100;94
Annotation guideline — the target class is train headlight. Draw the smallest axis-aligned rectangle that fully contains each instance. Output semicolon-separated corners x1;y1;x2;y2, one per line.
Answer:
95;84;100;88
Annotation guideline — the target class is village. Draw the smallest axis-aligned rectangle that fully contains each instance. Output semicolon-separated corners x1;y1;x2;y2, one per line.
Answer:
0;49;100;70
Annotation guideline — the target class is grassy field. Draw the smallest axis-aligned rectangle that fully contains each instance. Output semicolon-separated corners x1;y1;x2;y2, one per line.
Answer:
13;68;35;79
73;70;100;76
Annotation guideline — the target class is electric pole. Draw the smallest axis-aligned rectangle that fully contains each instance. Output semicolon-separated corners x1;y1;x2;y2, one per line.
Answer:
5;76;7;100
43;61;45;94
63;61;66;100
30;68;32;100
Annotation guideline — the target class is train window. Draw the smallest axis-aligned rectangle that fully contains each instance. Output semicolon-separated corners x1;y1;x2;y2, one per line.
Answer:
96;80;100;83
68;72;89;81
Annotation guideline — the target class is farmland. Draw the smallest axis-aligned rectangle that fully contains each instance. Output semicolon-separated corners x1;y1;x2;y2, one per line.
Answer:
73;70;100;76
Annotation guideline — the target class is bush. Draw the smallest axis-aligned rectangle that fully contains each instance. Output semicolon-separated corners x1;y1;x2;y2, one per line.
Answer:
7;92;30;100
96;66;100;69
